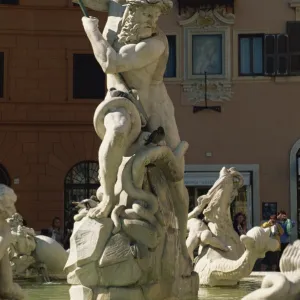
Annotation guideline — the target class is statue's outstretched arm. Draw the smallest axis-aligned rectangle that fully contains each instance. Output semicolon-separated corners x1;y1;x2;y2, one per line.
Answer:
81;17;165;74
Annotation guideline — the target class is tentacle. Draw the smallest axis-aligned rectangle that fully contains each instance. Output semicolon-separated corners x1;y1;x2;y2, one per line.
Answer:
242;273;290;300
93;96;141;147
122;156;158;215
111;204;126;234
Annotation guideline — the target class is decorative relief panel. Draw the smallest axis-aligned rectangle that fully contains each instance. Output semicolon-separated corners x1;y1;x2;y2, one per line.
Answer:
179;6;235;104
183;80;233;103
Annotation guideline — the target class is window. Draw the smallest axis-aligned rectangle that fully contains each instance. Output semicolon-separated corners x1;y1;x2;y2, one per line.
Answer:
238;34;264;76
238;34;289;76
164;35;177;78
0;52;4;98
192;34;223;75
0;0;19;4
64;161;99;229
73;53;106;99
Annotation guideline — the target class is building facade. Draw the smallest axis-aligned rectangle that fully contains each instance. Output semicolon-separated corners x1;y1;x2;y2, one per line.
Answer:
1;0;300;240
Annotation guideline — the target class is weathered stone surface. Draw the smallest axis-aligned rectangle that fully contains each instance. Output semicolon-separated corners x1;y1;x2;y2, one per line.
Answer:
95;287;145;300
67;262;98;287
69;285;93;300
135;242;151;272
98;258;142;287
174;271;199;300
65;217;113;269
121;219;158;249
99;233;132;267
141;283;167;300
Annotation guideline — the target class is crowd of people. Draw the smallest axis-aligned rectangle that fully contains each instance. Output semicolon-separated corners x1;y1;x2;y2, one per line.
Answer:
233;210;295;271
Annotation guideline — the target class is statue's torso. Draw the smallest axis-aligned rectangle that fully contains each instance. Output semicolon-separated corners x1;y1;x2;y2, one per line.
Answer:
108;32;180;148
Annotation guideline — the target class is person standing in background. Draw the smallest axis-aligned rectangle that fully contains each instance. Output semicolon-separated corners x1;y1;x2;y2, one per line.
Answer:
277;211;295;258
233;212;247;236
49;217;64;246
260;215;284;271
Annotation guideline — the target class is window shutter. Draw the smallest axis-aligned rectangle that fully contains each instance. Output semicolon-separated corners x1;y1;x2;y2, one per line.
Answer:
287;21;300;75
287;21;300;52
264;35;276;76
276;34;289;76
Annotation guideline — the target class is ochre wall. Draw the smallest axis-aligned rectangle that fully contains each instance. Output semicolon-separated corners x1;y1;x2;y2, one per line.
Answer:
0;0;300;228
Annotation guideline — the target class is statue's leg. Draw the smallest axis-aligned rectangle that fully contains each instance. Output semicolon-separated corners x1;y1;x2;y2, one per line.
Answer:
89;108;131;219
186;232;200;261
200;230;229;252
173;179;190;259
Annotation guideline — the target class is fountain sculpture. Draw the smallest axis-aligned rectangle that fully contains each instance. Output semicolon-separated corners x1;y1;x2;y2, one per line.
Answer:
0;184;24;300
187;167;279;286
7;212;68;280
65;0;199;299
243;240;300;300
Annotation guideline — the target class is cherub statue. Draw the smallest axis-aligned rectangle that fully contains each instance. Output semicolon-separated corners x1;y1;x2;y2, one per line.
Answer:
0;184;24;299
186;195;229;261
186;167;245;262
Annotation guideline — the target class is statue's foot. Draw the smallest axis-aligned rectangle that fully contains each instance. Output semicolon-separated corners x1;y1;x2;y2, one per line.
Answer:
88;197;113;219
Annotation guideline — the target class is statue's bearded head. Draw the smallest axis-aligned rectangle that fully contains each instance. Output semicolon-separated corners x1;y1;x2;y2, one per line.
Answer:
118;0;172;44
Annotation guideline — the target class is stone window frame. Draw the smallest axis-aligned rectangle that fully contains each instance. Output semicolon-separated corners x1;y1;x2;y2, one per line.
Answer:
164;32;181;82
0;48;9;102
183;25;231;81
67;49;107;102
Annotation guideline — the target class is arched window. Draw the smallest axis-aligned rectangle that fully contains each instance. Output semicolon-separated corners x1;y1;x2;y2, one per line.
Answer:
64;161;99;228
0;164;11;186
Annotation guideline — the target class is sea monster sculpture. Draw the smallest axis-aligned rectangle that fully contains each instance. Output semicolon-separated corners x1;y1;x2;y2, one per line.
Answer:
0;184;24;300
7;213;36;277
6;212;68;280
187;167;279;286
65;0;198;299
195;226;279;287
243;240;300;300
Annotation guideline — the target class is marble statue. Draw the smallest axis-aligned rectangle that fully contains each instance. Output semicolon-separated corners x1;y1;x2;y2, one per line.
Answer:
7;213;36;277
243;240;300;300
66;0;199;299
0;184;24;300
6;211;68;280
187;167;279;286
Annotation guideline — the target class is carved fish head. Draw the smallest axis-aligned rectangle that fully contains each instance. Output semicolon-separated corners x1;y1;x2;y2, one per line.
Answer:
240;227;279;258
